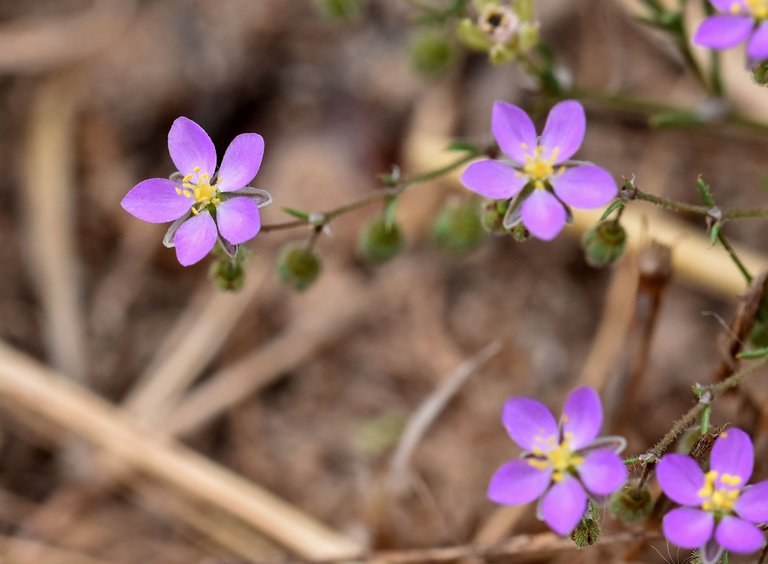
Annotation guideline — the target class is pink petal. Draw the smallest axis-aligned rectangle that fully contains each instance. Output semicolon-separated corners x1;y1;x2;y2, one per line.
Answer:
747;21;768;60
216;197;261;245
121;178;191;223
735;480;768;522
502;397;559;452
174;210;218;266
461;159;527;200
551;166;618;210
492;101;538;164
578;449;627;496
694;15;753;49
715;516;765;554
540;100;586;164
662;507;714;549
520;190;567;241
561;386;602;449
656;454;706;506
487;460;552;505
216;133;265;192
540;476;587;535
168;117;217;180
710;428;753;486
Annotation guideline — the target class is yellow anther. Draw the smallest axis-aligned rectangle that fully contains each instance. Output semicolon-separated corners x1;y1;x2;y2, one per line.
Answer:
746;0;768;19
552;470;564;482
721;474;742;487
720;431;729;439
192;166;201;172
212;197;221;205
175;187;182;195
731;3;743;12
182;173;194;183
522;146;563;184
699;469;742;513
528;458;549;470
191;207;199;216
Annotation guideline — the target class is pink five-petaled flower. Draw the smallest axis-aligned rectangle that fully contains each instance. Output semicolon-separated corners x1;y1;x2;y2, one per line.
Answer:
461;100;617;240
121;117;271;266
488;386;627;535
695;0;768;62
657;428;768;563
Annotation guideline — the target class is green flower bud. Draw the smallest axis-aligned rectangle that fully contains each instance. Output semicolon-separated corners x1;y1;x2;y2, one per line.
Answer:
456;18;493;51
431;201;485;255
570;513;600;548
488;43;516;65
581;220;627;268
510;222;529;242
481;199;509;235
209;255;247;292
316;0;365;20
516;21;540;53
277;244;322;292
409;30;459;78
752;61;768;86
359;215;404;264
610;483;654;524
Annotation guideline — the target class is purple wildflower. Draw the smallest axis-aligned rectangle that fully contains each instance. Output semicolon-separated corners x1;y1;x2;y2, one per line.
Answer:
488;386;627;535
461;100;617;241
121;117;271;266
694;0;768;62
657;428;768;563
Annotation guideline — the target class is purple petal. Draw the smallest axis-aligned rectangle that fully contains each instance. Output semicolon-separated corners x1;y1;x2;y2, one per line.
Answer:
174;210;218;266
561;386;603;449
492;101;538;164
551;166;618;210
520;190;567;240
578;449;627;496
216;197;261;245
121;178;192;223
461;159;527;200
710;0;745;12
747;21;768;60
502;397;559;452
694;15;754;49
540;476;587;535
735;480;768;522
168;117;217;180
487;459;552;505
662;507;714;549
715;516;765;554
216;133;265;192
710;428;753;486
540;100;585;164
656;454;706;506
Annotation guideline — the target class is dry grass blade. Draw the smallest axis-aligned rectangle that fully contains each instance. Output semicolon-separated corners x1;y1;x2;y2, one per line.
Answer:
0;341;361;559
21;74;86;383
388;341;501;494
123;262;268;426
0;534;110;564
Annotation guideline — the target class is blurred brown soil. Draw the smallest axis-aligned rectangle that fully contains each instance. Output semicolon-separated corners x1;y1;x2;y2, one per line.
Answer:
0;0;766;562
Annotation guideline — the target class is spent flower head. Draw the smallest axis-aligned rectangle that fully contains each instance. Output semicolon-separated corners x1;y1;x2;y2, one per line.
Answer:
657;428;768;563
121;117;272;266
695;0;768;62
461;100;618;240
488;386;627;535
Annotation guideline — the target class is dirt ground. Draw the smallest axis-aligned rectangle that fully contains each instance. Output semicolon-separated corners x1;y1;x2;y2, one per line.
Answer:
1;1;768;562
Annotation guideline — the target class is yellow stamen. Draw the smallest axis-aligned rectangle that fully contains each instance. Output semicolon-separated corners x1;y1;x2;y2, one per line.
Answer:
698;469;742;513
721;473;742;487
522;146;563;186
746;0;768;19
191;207;199;216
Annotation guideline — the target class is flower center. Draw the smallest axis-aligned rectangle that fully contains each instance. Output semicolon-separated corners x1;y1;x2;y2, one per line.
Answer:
734;0;768;20
479;6;519;44
528;434;584;482
176;167;222;215
698;470;742;513
520;145;563;188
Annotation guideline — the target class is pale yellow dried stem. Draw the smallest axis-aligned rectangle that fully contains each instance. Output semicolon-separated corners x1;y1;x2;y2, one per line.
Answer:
0;341;361;559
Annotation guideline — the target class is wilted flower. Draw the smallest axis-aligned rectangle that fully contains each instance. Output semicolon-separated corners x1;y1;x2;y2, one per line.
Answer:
694;0;768;62
488;387;627;535
121;117;271;266
461;100;617;240
657;428;768;563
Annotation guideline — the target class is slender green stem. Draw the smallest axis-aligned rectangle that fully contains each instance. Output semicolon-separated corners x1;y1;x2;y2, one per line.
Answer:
700;405;711;436
260;150;482;233
631;188;768;220
717;231;753;284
